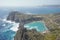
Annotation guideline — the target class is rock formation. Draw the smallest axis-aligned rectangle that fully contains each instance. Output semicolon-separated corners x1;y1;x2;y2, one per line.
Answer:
7;11;60;40
7;11;44;40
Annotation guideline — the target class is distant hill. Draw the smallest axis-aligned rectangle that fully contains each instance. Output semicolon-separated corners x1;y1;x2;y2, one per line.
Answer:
37;5;60;7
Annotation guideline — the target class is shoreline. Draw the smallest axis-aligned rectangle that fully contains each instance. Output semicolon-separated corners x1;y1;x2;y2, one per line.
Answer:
24;21;48;33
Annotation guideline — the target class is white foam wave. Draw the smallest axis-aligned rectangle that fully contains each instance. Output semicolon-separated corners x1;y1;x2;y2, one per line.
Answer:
24;25;38;30
24;25;29;27
0;18;20;32
10;23;19;32
3;18;15;24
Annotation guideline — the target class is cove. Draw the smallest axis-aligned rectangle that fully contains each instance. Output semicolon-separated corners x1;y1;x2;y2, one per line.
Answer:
24;21;48;32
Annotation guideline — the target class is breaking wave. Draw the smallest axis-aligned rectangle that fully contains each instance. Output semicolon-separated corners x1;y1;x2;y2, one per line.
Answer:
0;18;19;40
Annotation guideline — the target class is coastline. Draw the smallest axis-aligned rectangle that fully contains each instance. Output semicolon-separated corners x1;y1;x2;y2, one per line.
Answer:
6;11;60;40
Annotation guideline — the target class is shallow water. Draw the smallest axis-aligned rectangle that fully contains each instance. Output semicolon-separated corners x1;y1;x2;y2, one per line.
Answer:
24;21;48;32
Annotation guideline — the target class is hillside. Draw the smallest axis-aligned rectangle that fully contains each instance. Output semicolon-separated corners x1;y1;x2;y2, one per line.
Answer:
7;11;60;40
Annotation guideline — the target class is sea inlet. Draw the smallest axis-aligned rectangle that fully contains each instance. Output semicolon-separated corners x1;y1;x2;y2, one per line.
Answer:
24;21;48;33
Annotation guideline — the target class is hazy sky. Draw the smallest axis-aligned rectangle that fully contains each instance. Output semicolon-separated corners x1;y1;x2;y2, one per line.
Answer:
0;0;60;7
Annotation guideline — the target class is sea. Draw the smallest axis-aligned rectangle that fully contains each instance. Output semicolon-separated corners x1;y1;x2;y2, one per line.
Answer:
24;21;48;32
0;7;60;40
0;7;60;18
0;18;19;40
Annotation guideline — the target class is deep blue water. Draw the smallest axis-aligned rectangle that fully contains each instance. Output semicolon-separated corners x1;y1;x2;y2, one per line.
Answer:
0;20;16;40
0;30;15;40
0;7;60;18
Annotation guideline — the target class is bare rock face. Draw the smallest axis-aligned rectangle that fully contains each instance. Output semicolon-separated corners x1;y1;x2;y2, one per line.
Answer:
7;11;21;22
14;24;28;40
14;23;44;40
14;25;44;40
7;11;43;23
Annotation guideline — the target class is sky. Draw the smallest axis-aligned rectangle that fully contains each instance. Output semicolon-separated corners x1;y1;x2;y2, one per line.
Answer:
0;0;60;7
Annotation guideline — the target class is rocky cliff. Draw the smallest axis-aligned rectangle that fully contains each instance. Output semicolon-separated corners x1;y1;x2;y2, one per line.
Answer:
7;11;60;40
7;11;44;40
14;24;44;40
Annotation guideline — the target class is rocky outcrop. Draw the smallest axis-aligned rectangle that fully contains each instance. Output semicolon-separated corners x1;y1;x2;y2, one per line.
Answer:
14;24;44;40
7;11;33;22
7;11;44;40
7;11;60;40
7;11;43;23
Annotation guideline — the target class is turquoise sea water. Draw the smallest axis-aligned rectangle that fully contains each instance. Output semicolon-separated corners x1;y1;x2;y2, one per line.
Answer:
0;20;16;40
24;21;47;32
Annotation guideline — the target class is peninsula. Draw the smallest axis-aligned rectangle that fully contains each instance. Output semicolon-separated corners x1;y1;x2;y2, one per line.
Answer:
7;11;60;40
